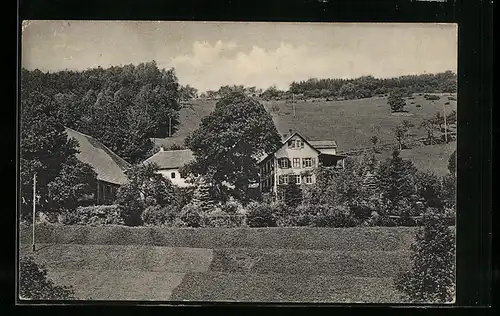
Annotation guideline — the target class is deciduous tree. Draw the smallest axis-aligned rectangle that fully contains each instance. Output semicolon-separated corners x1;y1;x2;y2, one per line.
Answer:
182;91;282;203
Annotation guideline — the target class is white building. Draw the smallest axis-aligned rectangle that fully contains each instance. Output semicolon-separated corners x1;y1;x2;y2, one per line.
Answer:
142;148;194;187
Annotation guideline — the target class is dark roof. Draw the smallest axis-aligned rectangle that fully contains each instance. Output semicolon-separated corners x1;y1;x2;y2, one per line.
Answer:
65;127;131;185
309;140;338;149
143;149;194;169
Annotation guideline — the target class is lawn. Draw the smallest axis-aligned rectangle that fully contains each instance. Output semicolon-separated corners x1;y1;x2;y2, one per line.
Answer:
154;94;457;152
18;224;421;302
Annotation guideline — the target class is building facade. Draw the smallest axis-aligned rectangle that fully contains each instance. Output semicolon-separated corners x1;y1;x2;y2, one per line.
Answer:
258;132;346;199
142;148;194;187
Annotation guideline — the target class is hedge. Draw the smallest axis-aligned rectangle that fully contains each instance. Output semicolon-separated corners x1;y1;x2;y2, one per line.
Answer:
19;223;428;251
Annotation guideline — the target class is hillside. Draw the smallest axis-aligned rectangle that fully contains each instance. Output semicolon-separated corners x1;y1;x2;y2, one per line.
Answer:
153;93;457;152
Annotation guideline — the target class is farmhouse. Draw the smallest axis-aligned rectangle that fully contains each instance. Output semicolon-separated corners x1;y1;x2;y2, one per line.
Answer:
258;132;346;198
65;127;131;204
142;148;194;187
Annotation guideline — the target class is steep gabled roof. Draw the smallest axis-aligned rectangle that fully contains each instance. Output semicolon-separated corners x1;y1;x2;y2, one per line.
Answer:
65;127;131;185
143;149;194;170
258;132;325;165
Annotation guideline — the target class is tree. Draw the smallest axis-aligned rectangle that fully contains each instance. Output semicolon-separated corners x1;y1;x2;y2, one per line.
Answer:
420;119;437;145
338;82;356;100
19;256;76;300
395;214;455;303
20;91;98;218
183;91;282;203
447;150;456;175
279;180;303;208
179;84;198;103
191;177;216;212
377;150;419;215
388;90;406;112
393;124;408;151
116;163;176;226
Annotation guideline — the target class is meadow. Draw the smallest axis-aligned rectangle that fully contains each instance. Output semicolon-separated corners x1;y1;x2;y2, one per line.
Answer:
155;93;457;151
19;224;427;302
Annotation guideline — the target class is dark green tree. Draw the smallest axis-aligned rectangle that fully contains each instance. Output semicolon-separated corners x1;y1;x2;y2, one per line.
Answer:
388;89;406;112
182;91;282;202
20;91;97;218
376;150;418;215
395;214;455;303
447;150;456;175
19;256;76;300
116;163;176;226
279;180;303;208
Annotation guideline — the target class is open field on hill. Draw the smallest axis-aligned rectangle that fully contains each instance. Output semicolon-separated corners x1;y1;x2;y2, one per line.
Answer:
154;94;457;152
19;224;430;302
375;141;457;176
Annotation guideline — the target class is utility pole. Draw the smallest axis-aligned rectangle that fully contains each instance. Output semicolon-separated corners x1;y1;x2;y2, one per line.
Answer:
443;104;448;143
32;173;36;252
292;93;296;118
168;117;172;137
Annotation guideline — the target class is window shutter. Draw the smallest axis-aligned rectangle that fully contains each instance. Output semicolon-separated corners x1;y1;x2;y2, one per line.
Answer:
312;158;316;167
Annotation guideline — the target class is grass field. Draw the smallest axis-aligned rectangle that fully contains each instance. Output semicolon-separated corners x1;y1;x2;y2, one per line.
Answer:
154;94;457;152
19;224;425;302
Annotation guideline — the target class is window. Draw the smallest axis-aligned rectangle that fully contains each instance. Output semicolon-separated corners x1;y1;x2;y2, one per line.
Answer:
171;172;176;179
305;175;313;184
302;158;313;168
295;139;304;148
278;175;289;185
293;158;300;168
294;175;301;184
288;140;295;149
279;158;290;169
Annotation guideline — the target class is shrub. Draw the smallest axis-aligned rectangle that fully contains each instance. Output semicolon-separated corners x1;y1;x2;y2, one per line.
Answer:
272;202;311;227
246;202;276;227
395;213;455;303
141;204;179;226
447;96;457;101
423;94;440;100
202;208;246;228
220;199;242;215
61;205;124;226
310;205;359;228
416;104;421;108
178;203;203;228
19;256;75;300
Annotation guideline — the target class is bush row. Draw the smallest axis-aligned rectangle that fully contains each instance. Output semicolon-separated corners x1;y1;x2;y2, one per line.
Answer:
44;200;455;229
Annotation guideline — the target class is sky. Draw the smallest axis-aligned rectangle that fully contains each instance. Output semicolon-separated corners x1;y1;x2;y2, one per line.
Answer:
21;21;457;92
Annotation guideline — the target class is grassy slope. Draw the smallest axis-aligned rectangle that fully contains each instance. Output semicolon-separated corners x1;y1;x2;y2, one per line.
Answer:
154;94;457;151
375;141;457;176
19;225;420;302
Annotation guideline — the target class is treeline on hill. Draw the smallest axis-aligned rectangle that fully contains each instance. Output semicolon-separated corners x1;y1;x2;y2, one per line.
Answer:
21;61;187;164
198;71;457;102
288;71;457;100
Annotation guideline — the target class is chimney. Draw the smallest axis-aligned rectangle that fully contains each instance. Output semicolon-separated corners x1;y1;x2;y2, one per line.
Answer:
288;129;293;135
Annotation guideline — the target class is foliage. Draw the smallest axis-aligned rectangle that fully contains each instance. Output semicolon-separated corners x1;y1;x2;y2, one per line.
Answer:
179;84;198;102
424;94;441;100
278;181;303;208
388;90;407;112
377;150;419;216
370;135;379;146
202;208;246;228
190;177;217;212
20;91;98;219
116;163;176;226
173;186;195;211
21;61;182;163
183;91;282;202
395;213;455;303
246;202;277;227
288;71;456;100
178;203;203;228
19;256;76;300
61;204;124;226
141;204;179;226
447;150;456;174
310;204;360;228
